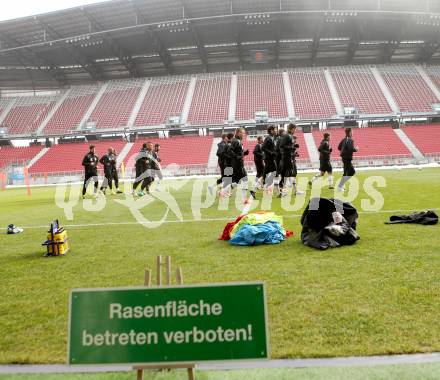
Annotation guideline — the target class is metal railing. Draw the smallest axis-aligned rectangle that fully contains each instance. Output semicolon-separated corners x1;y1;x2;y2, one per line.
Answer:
3;153;428;186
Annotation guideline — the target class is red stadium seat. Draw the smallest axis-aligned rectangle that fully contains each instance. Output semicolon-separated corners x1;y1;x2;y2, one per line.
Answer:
3;97;57;135
402;124;440;154
288;69;337;119
0;145;44;170
331;66;392;115
124;136;213;168
28;140;127;174
43;85;100;134
89;80;143;130
187;74;231;125
135;78;190;126
312;127;411;159
378;65;437;113
236;72;287;121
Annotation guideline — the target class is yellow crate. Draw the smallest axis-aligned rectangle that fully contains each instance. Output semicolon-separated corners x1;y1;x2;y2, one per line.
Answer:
55;230;67;242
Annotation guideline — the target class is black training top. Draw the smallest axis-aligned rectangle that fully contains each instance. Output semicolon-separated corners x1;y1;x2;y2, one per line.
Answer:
82;152;99;174
318;139;332;160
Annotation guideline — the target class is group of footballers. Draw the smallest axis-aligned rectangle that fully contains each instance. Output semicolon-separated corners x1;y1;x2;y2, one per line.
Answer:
210;124;359;201
81;145;123;198
81;142;163;198
82;125;358;201
131;142;163;196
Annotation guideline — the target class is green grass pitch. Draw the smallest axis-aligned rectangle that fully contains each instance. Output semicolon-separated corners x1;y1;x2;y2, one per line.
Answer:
0;168;439;364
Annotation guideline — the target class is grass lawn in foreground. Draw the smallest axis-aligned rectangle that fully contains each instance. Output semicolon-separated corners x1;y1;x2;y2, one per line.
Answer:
0;168;439;363
2;362;440;380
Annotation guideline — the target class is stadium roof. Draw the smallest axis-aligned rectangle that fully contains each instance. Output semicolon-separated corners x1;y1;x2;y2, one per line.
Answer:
1;0;440;88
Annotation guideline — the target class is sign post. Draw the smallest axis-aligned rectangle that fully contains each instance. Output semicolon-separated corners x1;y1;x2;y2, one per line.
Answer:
135;255;193;379
68;257;269;379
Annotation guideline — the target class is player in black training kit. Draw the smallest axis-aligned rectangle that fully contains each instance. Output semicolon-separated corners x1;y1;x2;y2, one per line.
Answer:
209;134;229;195
132;143;148;196
219;132;235;197
99;147;123;195
140;142;156;195
274;128;286;194
262;125;277;192
250;136;264;199
278;124;303;197
82;145;99;198
337;127;359;191
221;127;249;200
309;132;334;189
153;143;163;191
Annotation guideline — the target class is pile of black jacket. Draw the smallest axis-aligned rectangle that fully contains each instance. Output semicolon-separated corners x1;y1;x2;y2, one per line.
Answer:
385;211;438;225
301;198;360;250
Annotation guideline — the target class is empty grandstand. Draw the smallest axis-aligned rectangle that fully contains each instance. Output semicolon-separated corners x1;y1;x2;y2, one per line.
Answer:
1;0;440;182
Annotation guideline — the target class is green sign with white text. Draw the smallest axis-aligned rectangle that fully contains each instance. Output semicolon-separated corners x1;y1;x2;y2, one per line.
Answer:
68;283;268;365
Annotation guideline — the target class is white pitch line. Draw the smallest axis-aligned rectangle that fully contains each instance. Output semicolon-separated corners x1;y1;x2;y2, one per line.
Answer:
6;208;439;230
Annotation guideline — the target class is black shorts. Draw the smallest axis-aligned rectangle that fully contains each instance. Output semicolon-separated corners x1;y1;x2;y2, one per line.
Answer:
281;159;297;178
254;160;265;178
84;171;98;182
319;159;332;173
232;161;247;184
342;159;355;177
263;159;277;175
276;158;282;176
135;166;144;180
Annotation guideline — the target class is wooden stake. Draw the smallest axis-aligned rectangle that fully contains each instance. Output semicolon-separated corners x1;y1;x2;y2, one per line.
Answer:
176;267;183;285
188;367;195;380
144;269;151;287
156;255;162;286
136;368;143;380
166;256;171;285
135;258;193;380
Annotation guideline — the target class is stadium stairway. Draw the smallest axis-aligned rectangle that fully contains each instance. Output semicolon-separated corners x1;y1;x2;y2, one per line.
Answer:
207;138;222;170
228;73;238;122
415;65;440;101
116;142;134;167
0;145;44;170
393;129;425;162
303;132;320;165
282;71;295;119
27;147;50;167
0;100;15;125
28;140;127;174
370;67;400;113
324;69;344;115
127;79;151;127
180;77;197;125
37;89;72;134
77;82;109;130
401;124;440;155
